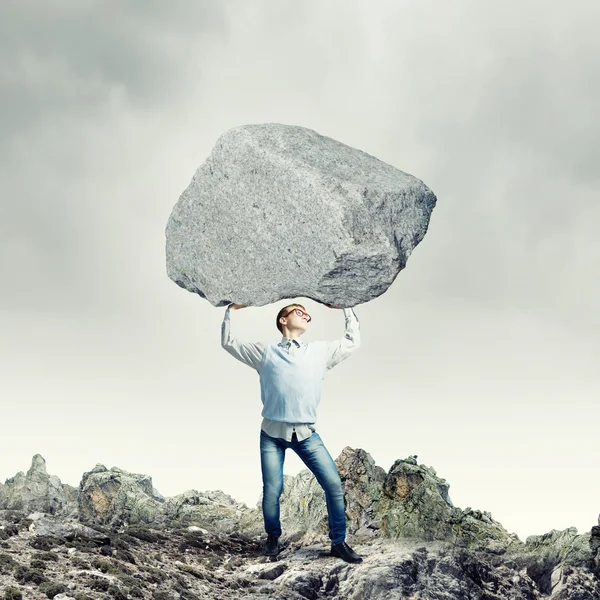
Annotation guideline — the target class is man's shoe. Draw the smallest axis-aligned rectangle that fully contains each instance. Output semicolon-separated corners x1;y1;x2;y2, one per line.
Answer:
330;541;363;563
262;534;280;556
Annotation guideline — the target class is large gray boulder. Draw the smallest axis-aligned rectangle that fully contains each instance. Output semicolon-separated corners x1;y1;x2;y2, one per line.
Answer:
165;123;437;307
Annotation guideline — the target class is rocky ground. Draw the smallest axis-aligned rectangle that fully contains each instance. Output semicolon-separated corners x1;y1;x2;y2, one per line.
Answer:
1;452;599;600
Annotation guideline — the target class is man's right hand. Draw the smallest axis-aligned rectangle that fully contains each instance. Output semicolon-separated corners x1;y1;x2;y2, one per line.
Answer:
229;303;247;310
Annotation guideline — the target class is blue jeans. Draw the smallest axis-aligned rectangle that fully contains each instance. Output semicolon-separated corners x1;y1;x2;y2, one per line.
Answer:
259;429;346;544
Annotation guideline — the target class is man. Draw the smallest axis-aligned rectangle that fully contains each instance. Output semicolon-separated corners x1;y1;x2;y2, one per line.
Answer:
221;301;363;563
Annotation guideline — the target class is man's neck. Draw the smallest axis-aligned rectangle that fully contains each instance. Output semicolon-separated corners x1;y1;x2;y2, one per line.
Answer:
282;329;303;340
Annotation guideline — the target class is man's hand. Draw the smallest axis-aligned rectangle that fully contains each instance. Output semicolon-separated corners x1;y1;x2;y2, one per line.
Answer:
229;303;247;310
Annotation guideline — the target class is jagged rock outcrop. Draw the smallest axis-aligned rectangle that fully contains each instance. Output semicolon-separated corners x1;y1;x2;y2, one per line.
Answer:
337;447;387;538
515;527;596;596
276;449;519;555
0;454;77;517
162;489;261;535
165;122;437;307
78;463;166;526
378;455;519;552
380;454;457;540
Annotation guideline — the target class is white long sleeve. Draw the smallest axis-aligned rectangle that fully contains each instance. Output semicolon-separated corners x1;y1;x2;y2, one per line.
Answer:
324;308;360;370
220;307;265;372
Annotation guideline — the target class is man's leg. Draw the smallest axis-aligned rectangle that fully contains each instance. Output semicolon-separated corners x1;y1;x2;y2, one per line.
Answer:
259;429;285;538
293;432;346;544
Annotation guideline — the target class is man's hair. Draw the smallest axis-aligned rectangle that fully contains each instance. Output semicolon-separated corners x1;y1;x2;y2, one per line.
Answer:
276;303;306;333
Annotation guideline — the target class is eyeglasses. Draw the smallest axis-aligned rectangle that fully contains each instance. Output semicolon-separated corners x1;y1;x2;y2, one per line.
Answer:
282;308;312;323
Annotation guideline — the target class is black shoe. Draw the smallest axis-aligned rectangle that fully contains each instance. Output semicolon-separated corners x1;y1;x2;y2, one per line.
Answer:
330;541;363;563
262;534;280;556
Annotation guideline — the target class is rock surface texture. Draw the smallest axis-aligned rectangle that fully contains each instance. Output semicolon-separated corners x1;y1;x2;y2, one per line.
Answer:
2;453;599;599
165;123;437;307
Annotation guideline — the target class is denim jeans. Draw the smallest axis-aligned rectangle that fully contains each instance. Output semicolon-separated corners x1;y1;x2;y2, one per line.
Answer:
259;428;346;544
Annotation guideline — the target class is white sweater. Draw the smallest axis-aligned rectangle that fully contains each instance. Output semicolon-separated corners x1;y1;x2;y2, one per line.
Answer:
221;306;360;441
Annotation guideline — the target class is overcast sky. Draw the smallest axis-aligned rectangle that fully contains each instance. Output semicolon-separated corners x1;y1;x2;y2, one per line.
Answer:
1;0;599;542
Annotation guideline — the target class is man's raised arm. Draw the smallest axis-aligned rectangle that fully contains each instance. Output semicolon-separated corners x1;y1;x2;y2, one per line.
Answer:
221;304;265;372
324;307;361;371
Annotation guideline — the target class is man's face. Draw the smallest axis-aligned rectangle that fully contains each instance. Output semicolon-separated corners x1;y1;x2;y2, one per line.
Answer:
281;306;311;332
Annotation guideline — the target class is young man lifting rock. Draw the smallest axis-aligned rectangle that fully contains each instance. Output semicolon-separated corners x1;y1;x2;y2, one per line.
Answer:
221;301;362;563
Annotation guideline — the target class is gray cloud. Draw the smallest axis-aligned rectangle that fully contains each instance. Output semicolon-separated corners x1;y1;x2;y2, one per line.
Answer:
0;0;227;137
